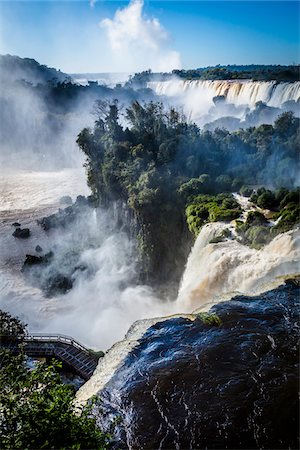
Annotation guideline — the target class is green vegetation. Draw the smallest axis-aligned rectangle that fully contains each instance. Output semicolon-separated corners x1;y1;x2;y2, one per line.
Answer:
236;188;300;248
172;65;300;82
0;54;70;85
77;101;299;284
88;349;105;358
127;65;300;86
239;185;254;197
209;228;232;244
0;310;27;340
0;311;109;450
197;312;222;327
185;194;241;236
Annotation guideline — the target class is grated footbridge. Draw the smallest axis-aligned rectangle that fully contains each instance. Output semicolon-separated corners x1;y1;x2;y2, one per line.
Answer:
1;333;100;380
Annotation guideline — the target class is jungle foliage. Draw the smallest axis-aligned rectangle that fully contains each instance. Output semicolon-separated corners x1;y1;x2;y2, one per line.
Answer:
127;65;300;87
77;101;299;282
0;311;109;450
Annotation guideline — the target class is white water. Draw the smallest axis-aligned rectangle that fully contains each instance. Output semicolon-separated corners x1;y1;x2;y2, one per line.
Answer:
148;79;300;123
2;169;299;403
0;169;172;350
77;219;300;403
177;223;300;312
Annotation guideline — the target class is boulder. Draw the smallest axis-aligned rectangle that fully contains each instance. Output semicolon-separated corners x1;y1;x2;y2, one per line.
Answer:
12;228;30;238
22;251;73;297
22;251;53;270
43;274;73;297
12;222;21;227
35;245;43;253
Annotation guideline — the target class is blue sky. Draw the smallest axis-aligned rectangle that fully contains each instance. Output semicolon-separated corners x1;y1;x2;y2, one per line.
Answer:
0;1;299;73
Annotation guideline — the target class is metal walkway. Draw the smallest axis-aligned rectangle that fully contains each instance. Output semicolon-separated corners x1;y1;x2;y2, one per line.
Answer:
2;334;99;380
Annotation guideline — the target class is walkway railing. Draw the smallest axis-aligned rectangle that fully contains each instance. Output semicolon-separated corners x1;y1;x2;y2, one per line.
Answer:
1;333;100;380
24;333;92;355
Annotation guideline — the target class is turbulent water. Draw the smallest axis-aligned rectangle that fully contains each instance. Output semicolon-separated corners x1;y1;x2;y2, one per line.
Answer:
177;223;300;311
0;169;170;350
149;79;300;107
148;79;300;124
77;225;300;402
1;170;299;367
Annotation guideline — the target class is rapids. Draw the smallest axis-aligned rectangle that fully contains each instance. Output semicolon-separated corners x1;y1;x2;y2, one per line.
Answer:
177;224;300;312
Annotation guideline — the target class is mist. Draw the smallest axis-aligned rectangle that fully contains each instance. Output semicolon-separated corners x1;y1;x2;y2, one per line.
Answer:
0;52;299;352
0;191;172;350
0;82;93;170
148;78;300;130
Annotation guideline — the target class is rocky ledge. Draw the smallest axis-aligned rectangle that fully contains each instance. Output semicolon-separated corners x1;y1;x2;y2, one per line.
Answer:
86;280;299;449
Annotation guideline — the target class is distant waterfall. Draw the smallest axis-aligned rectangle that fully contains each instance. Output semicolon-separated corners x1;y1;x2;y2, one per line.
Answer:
148;79;300;108
177;224;300;312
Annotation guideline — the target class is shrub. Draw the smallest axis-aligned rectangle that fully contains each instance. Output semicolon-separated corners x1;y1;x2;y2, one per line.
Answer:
186;194;241;235
209;207;240;222
239;185;253;197
279;189;300;209
246;211;268;226
0;310;26;341
245;226;271;248
216;175;232;192
0;352;110;449
197;312;222;327
256;190;276;209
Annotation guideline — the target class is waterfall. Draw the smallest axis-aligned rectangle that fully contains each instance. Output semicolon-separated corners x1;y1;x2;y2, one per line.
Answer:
148;79;300;124
148;79;300;108
77;223;300;405
177;224;300;312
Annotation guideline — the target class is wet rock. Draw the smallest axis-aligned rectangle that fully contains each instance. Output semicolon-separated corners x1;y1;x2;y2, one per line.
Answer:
37;198;90;231
12;222;21;227
35;245;43;253
22;251;53;270
42;273;73;297
12;228;30;238
22;251;73;297
59;195;73;205
75;195;89;206
94;282;299;450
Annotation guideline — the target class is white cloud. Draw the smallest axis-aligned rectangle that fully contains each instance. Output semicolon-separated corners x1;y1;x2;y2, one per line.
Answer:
100;0;181;72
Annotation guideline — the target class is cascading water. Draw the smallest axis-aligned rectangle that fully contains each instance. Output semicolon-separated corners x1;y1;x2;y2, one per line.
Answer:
76;222;300;405
177;224;300;312
149;79;300;108
148;79;300;124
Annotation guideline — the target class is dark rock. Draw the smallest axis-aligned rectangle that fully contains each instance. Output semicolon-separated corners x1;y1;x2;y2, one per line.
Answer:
35;245;43;253
22;251;53;271
12;228;30;238
12;222;21;227
22;251;73;297
75;195;88;206
59;195;72;205
37;200;90;231
42;273;73;297
96;282;299;450
22;254;44;267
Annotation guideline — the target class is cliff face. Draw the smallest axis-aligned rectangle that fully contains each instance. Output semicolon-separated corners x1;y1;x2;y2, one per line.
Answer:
85;281;299;449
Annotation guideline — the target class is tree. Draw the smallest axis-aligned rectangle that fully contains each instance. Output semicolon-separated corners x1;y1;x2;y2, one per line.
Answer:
256;190;276;209
0;309;109;449
0;310;26;341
